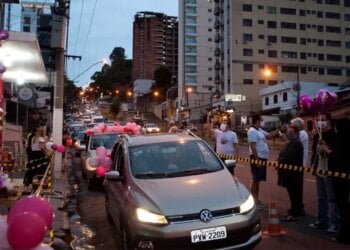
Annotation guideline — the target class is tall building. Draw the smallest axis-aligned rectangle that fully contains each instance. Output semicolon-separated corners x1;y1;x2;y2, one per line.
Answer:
132;11;178;84
178;0;216;122
213;0;350;115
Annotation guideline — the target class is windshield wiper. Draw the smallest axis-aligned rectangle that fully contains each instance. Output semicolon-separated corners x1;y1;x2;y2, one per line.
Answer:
134;172;168;179
166;168;210;177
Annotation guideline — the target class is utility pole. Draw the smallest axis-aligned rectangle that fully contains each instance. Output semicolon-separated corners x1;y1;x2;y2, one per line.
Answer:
51;0;69;179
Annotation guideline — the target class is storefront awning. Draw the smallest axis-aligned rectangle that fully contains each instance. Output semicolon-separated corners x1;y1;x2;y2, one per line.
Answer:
0;31;48;85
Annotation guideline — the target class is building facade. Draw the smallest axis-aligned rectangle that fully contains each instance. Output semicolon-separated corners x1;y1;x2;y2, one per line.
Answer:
132;11;178;83
178;0;216;122
181;0;350;120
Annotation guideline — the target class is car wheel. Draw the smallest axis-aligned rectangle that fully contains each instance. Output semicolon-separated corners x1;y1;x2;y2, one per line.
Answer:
120;221;135;250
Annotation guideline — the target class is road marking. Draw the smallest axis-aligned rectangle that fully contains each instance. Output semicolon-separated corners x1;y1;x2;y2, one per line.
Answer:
305;178;315;183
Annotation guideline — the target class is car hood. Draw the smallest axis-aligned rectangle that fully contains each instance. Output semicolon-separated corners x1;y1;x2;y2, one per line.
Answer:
131;170;249;215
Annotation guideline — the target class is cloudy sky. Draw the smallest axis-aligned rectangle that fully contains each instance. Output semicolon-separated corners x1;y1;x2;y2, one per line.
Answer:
67;0;178;87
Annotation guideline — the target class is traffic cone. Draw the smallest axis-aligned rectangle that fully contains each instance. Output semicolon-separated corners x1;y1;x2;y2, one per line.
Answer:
263;201;286;236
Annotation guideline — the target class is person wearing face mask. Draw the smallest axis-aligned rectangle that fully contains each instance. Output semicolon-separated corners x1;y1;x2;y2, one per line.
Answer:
247;113;279;209
277;124;304;222
309;113;339;234
209;120;239;174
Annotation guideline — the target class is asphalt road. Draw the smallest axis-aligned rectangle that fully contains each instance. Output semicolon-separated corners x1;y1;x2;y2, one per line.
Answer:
72;143;349;250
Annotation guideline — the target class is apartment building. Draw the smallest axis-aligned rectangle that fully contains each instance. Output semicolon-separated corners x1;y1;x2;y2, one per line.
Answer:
132;11;178;83
178;0;216;122
180;0;350;118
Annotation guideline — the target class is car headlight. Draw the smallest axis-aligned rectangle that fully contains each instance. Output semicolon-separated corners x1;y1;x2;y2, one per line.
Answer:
136;208;168;225
155;128;160;132
239;194;255;214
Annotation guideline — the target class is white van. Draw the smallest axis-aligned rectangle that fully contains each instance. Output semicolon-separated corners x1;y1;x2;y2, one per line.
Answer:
92;115;104;124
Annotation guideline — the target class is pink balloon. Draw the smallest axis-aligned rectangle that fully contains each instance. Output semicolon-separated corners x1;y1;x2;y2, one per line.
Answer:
56;145;66;153
0;216;11;249
100;157;112;168
0;29;9;40
7;212;47;250
315;89;338;113
51;143;58;150
299;95;314;114
0;63;6;74
96;165;108;177
7;196;54;229
33;243;54;250
96;146;107;158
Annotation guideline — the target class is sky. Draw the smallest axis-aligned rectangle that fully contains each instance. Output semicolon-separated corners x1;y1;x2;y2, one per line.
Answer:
67;0;178;87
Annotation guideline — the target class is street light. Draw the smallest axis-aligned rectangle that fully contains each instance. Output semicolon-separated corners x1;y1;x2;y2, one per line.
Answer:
72;59;109;82
185;87;193;107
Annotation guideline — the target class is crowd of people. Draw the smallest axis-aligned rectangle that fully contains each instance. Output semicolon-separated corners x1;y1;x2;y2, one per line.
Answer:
200;112;349;245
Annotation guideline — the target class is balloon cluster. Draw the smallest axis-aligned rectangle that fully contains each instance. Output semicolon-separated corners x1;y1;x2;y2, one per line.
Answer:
86;122;141;136
299;89;337;115
0;196;54;250
89;146;112;177
45;142;65;153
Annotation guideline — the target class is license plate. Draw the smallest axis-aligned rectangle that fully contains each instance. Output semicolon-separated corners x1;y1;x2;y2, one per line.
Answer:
191;226;227;243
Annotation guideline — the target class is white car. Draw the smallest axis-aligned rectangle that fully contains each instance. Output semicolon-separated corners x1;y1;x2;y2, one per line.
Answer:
142;123;161;133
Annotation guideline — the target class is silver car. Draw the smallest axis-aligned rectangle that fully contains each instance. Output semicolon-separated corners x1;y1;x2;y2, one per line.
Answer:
104;132;261;249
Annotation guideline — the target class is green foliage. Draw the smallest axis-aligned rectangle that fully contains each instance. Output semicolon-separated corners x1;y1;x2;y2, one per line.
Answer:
153;65;172;102
110;97;121;118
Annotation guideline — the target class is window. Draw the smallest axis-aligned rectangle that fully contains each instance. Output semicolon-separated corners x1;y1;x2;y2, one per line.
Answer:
258;5;264;10
283;92;288;102
268;50;277;58
243;33;253;41
273;95;278;103
281;66;298;73
299;9;305;16
243;64;253;71
243;79;253;85
325;0;340;5
267;35;277;43
299;24;306;30
243;4;252;12
347;70;350;77
346;56;350;63
327;68;342;75
325;12;340;19
317;25;324;32
269;80;278;85
280;8;296;15
326;40;341;47
267;21;277;28
281;22;297;29
346;28;350;35
300;52;307;59
318;39;324;46
345;14;350;21
346;42;350;48
281;36;297;43
258;34;265;39
281;51;297;58
267;6;277;14
243;19;253;27
243;48;253;56
259;80;265;84
258;20;264;24
326;54;342;61
265;97;269;105
258;49;265;54
318;54;324;61
326;26;341;33
319;68;325;75
300;38;306;45
317;11;323;18
345;0;350;7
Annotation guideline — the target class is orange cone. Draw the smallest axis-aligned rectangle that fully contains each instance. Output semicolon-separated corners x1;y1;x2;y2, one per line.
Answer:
263;201;286;236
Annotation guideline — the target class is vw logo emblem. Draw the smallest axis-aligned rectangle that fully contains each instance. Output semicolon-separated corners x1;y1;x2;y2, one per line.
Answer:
199;209;212;223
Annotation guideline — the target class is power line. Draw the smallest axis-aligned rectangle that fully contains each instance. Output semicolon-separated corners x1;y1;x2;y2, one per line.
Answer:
73;0;84;55
79;0;98;56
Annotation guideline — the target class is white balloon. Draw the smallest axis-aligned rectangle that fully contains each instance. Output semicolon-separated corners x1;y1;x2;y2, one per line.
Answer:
32;243;54;250
46;142;53;151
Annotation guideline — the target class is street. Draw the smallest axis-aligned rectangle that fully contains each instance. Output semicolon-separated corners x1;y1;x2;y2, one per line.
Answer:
72;144;348;250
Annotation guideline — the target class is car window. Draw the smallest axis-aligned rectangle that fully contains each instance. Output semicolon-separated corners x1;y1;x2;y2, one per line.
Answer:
130;141;222;178
90;134;119;149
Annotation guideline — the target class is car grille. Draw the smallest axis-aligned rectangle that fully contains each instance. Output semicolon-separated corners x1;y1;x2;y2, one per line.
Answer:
167;207;240;224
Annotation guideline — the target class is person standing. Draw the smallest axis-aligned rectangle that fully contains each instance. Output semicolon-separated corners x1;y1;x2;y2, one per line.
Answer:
247;113;278;208
277;124;304;221
168;121;178;133
208;120;239;174
309;113;339;233
330;116;350;244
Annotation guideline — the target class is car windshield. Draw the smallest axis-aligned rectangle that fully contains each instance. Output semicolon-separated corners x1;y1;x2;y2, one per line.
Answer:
146;124;157;128
130;141;223;179
90;134;119;149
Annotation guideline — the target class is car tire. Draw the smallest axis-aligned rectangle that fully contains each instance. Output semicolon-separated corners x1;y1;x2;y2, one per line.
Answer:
120;221;135;250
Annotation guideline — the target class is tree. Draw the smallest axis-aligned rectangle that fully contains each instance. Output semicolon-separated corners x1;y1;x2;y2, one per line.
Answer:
110;97;121;118
153;66;172;101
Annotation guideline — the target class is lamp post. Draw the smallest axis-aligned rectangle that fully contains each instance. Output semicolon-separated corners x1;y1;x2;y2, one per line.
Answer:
72;59;109;82
185;87;193;107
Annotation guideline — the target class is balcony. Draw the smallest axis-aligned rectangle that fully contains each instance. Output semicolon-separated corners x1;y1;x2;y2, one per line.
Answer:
214;20;221;29
214;6;221;16
214;60;220;70
214;48;221;56
214;33;221;43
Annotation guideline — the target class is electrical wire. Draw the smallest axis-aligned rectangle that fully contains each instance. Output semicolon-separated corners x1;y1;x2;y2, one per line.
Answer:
79;0;98;56
73;0;85;56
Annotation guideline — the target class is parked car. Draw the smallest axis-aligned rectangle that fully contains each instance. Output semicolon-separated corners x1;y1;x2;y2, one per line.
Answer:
142;123;160;133
74;131;87;157
104;132;261;249
82;132;122;190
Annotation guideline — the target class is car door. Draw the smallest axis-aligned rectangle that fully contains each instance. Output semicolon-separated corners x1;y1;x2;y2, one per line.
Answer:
106;143;127;229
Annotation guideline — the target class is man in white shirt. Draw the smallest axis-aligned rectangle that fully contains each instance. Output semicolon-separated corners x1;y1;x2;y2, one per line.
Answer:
248;114;278;208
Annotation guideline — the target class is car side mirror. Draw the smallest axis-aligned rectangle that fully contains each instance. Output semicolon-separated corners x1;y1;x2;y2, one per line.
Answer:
105;171;123;182
224;159;236;174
